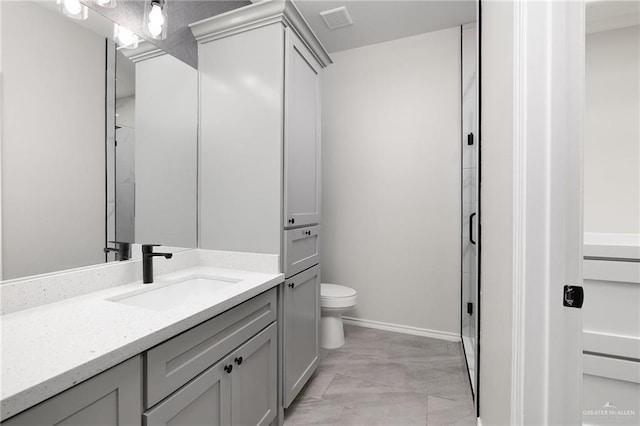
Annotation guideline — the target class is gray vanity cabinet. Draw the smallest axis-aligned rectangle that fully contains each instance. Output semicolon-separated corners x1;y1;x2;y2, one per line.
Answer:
2;356;142;426
230;323;278;426
283;265;320;407
283;225;320;278
143;323;277;426
144;289;277;408
143;360;231;426
191;0;330;414
283;31;321;230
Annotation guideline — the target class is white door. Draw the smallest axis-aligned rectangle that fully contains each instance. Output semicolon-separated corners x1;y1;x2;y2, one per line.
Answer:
283;29;321;229
511;1;585;424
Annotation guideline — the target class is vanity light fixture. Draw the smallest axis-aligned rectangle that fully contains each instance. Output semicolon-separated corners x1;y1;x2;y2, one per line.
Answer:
145;0;168;40
114;24;139;49
57;0;88;20
95;0;117;8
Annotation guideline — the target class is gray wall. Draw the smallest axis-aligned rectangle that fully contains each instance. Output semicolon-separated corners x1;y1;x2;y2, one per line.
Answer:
135;54;198;248
321;27;462;337
1;1;105;279
585;25;640;234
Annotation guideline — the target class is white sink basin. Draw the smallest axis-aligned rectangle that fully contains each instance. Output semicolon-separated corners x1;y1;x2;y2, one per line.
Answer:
108;275;242;311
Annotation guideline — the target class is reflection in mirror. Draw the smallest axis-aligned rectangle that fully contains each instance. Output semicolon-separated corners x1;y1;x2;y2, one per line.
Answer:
110;45;198;254
1;1;197;280
584;1;639;234
113;50;137;248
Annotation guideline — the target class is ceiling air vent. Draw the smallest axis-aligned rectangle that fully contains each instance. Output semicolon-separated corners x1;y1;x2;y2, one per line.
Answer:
320;6;353;30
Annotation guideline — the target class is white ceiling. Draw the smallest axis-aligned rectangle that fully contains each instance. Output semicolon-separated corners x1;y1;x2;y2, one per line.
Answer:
293;0;476;53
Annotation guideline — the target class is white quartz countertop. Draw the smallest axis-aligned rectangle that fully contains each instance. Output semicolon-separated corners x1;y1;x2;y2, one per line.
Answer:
0;266;283;421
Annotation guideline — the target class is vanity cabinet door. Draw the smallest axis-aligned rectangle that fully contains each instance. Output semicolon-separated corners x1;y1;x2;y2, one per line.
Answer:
145;288;277;408
143;360;231;426
144;324;277;426
283;265;320;407
283;29;321;229
230;323;277;426
2;356;142;426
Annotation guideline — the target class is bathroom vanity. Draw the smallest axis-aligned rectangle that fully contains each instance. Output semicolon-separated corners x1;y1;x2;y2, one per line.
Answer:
2;289;279;426
0;1;331;424
0;255;284;424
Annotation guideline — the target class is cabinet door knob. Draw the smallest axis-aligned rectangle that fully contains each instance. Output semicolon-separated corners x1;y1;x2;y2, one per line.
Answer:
234;356;243;365
288;283;294;288
288;218;295;224
224;364;233;374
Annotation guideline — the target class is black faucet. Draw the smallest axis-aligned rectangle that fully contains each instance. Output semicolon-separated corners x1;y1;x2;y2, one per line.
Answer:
142;244;173;284
104;241;132;261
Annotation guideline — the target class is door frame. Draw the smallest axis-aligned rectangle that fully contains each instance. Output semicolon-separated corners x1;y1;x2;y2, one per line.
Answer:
0;0;4;280
510;0;584;424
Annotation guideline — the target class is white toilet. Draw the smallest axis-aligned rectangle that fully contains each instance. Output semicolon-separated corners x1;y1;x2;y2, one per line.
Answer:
320;283;357;349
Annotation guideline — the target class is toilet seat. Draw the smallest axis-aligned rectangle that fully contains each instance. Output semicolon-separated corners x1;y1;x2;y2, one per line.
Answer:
321;283;357;309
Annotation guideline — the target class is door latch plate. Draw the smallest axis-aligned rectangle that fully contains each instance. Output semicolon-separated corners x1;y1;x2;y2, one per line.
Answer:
563;285;584;309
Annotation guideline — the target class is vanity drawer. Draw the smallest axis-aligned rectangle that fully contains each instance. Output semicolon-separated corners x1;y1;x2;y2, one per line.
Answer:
145;288;277;408
284;225;320;278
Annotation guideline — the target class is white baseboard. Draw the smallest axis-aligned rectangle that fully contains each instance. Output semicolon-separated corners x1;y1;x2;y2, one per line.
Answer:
342;316;461;342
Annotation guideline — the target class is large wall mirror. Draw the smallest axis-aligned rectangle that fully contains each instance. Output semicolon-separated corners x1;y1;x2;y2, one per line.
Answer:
1;0;198;280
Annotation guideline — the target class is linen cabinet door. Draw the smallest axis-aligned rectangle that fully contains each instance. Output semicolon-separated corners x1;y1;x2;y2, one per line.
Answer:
143;361;231;426
283;265;320;407
230;324;278;426
284;225;321;278
2;356;142;426
283;29;321;229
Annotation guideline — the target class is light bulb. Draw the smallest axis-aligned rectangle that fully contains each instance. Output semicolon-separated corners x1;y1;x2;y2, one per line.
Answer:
145;0;166;40
149;4;164;25
96;0;116;7
57;0;87;19
114;24;139;49
147;21;163;37
63;0;82;15
118;29;134;46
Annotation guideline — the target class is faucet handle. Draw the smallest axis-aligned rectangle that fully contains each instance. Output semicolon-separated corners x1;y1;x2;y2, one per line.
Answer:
142;244;165;256
105;241;132;260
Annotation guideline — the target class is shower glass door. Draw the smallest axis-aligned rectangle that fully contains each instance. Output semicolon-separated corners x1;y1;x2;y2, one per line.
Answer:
461;22;479;396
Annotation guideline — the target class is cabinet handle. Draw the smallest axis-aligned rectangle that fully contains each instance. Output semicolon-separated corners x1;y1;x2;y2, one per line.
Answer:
304;230;311;236
288;218;295;224
224;364;233;374
234;356;243;365
469;212;476;245
288;283;294;288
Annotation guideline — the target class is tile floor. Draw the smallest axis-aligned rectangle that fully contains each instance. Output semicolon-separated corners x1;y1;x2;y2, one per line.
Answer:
284;325;476;426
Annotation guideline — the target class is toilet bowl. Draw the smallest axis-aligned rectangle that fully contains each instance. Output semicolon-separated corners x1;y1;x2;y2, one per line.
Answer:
320;283;357;349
